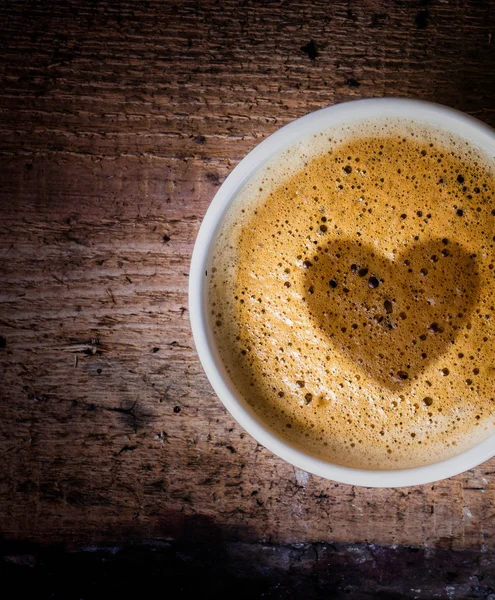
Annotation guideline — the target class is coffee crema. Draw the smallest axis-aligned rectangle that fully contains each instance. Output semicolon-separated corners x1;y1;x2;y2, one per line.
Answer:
209;119;495;469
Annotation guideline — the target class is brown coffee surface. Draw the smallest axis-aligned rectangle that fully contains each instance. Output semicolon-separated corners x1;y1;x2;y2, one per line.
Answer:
209;124;495;469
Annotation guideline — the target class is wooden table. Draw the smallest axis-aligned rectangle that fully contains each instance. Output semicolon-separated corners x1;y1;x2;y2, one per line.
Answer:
1;0;495;596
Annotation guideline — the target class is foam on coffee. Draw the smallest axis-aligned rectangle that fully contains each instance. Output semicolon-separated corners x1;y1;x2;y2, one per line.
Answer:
209;118;495;469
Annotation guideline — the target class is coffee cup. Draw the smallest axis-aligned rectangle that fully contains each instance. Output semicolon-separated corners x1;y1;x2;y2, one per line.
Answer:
189;98;495;487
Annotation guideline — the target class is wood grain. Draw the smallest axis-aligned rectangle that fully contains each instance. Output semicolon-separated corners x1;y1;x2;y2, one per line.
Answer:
0;0;495;550
4;540;495;599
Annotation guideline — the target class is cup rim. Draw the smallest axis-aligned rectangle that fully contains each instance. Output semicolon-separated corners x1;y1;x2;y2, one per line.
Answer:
189;97;495;488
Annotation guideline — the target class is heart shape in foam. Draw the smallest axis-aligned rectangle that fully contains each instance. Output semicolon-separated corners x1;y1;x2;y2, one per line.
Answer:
304;238;480;390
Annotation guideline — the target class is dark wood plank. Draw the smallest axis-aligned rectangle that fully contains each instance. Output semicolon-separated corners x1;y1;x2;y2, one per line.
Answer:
2;539;495;599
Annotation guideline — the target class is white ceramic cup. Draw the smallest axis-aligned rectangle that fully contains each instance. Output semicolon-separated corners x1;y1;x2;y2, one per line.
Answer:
189;98;495;487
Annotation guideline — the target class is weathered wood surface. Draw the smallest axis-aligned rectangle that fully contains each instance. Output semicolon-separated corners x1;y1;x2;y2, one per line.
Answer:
0;0;495;552
3;541;495;600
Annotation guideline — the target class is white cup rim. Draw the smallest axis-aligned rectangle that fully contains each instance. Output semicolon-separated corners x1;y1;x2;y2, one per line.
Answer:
189;98;495;488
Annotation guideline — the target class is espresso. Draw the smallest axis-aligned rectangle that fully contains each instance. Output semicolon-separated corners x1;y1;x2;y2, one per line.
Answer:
209;119;495;469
